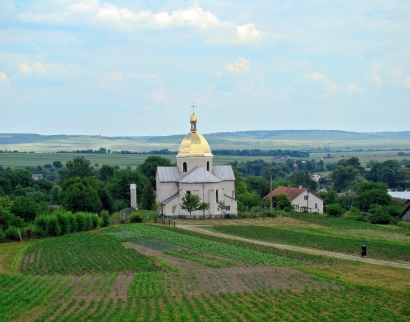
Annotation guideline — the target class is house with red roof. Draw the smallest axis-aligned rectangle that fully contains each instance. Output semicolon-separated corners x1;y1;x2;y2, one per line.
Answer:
264;186;324;214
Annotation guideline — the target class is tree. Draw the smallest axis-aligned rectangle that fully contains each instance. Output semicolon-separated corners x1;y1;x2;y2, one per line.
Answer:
141;182;155;210
138;156;173;189
180;193;209;218
367;160;404;188
53;161;63;169
355;181;392;211
61;177;102;213
98;164;115;182
59;156;95;182
217;200;226;216
326;203;345;217
10;196;39;222
234;170;247;195
245;177;270;197
273;193;292;211
288;171;317;190
0;197;24;229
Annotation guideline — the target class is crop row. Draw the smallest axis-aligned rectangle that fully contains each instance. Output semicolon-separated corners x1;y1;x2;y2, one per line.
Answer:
213;225;410;262
1;272;408;321
104;224;303;267
19;232;160;275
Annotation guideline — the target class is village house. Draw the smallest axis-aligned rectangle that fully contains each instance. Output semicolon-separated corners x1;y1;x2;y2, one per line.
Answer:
264;186;324;214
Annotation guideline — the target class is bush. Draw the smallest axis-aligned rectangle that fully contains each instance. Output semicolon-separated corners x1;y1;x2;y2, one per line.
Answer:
368;205;396;225
5;226;20;241
34;216;48;237
0;230;6;243
56;212;71;235
223;214;234;219
46;216;62;236
76;213;87;231
326;203;345;217
397;221;410;229
129;214;142;223
100;210;111;227
263;210;277;218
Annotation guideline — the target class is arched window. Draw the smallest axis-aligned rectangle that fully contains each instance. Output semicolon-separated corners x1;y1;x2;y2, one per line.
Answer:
187;190;191;195
216;189;219;202
207;161;210;171
183;162;187;172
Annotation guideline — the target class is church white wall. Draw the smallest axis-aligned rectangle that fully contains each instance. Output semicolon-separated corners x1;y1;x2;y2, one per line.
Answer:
177;156;213;173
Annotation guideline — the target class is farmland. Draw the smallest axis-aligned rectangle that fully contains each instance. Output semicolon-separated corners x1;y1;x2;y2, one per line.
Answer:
0;221;409;321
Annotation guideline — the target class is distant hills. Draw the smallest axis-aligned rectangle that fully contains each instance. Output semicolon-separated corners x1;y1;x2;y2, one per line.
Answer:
2;130;410;145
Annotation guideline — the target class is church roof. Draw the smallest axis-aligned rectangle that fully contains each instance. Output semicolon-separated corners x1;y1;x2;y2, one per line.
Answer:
178;166;222;183
177;113;212;157
157;167;183;182
212;165;235;181
161;192;179;205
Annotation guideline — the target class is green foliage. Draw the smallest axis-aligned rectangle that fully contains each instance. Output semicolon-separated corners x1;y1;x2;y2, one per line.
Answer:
137;156;172;189
245;176;270;197
263;210;277;218
366;160;408;188
180;193;209;217
141;182;155;210
288;171;317;190
326;203;345;217
129;214;143;223
237;191;261;208
273;192;292;211
0;229;5;243
319;188;338;206
368;205;397;225
46;216;62;236
61;177;102;213
5;226;20;241
10;196;39;222
0;197;24;229
97;164;115;182
53;160;63;168
58;156;95;181
356;187;392;212
100;210;111;227
233;170;247;195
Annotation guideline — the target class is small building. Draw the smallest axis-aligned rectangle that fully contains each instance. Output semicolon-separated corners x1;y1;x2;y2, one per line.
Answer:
32;174;43;180
401;204;410;222
264;186;324;214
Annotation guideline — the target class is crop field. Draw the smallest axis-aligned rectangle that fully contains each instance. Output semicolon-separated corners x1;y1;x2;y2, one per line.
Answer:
1;223;410;321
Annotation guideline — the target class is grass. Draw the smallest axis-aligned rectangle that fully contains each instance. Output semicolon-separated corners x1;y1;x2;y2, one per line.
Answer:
0;240;35;275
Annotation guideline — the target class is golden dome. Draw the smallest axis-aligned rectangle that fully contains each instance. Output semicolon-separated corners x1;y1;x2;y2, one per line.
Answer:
177;131;213;157
190;113;197;123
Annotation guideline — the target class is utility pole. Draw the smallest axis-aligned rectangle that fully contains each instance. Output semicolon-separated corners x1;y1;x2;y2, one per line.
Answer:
270;172;273;211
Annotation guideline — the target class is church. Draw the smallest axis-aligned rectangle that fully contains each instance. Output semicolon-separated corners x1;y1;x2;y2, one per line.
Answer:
156;112;238;218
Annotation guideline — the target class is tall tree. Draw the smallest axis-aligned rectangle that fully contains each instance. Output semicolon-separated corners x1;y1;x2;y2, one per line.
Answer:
61;177;102;213
59;156;95;182
141;183;155;210
138;156;173;189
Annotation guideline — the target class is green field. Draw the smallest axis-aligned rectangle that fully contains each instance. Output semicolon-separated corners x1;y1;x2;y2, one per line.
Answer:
0;219;410;321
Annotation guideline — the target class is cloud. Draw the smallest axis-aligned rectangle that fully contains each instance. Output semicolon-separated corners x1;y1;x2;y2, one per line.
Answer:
236;23;261;41
18;2;261;42
0;71;7;82
18;61;66;75
225;58;250;74
347;84;363;94
372;75;382;86
307;72;338;92
403;76;410;88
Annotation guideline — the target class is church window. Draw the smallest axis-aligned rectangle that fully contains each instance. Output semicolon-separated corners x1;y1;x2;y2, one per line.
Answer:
183;162;187;172
207;161;210;171
216;190;219;202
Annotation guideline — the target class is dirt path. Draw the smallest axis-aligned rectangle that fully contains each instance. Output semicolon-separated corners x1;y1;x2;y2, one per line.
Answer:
176;224;410;270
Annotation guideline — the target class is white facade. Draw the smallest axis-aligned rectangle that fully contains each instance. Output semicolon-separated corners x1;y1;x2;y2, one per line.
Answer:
155;113;237;218
292;191;324;214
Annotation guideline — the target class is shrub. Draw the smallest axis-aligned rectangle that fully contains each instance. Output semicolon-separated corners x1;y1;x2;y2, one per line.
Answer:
91;215;99;228
263;210;277;218
326;203;345;217
223;214;233;219
129;214;142;223
0;230;6;243
368;205;396;225
34;216;48;237
100;210;111;227
67;213;77;232
5;226;20;241
56;212;71;235
46;216;62;236
76;213;87;231
397;221;410;229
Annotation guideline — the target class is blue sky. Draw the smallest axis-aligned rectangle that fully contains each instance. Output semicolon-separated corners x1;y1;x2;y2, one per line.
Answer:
1;0;409;136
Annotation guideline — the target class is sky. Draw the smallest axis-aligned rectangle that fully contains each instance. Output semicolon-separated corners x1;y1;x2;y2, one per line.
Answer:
1;0;410;136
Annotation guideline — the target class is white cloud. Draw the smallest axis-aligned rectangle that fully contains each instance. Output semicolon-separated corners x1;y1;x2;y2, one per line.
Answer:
107;72;122;81
0;71;7;82
236;23;261;41
403;76;410;88
372;75;382;86
18;61;65;75
347;84;363;94
307;72;338;92
225;58;250;74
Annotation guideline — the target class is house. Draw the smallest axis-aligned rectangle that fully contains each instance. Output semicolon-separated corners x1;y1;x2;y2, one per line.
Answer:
264;186;324;214
156;112;237;218
401;204;410;222
32;174;43;180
